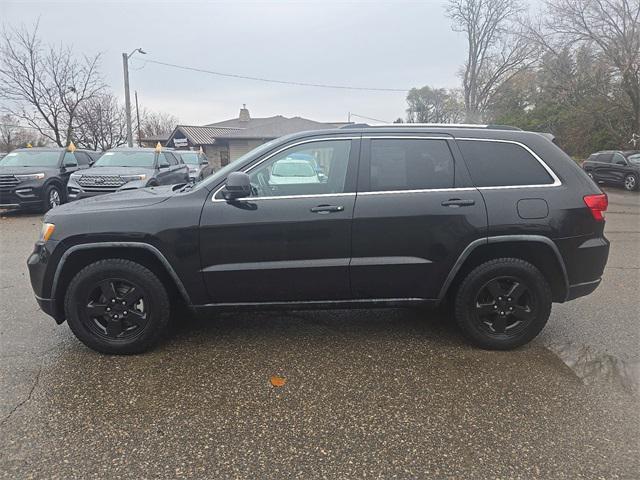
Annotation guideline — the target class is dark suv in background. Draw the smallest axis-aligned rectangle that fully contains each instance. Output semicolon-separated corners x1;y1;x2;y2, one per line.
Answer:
67;147;189;200
583;150;640;191
0;147;100;211
174;149;210;182
28;125;609;354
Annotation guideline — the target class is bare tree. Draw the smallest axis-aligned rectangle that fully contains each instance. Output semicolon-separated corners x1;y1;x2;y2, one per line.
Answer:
536;0;640;135
0;114;47;151
0;23;105;147
137;110;179;140
406;86;464;123
75;94;128;151
446;0;536;122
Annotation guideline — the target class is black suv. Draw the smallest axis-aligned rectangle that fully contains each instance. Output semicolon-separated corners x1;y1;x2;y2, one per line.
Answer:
0;147;100;211
28;125;610;354
67;147;189;200
583;150;640;191
174;149;210;182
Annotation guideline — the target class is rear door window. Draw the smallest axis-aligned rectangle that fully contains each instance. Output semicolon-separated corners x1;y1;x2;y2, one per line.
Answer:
457;140;554;187
368;139;454;191
597;153;613;163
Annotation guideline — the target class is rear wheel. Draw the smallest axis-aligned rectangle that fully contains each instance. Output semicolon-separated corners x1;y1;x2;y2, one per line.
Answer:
454;258;552;350
624;173;638;191
64;259;170;354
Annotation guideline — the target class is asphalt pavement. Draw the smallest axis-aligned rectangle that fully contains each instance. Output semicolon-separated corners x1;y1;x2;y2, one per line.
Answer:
1;187;638;479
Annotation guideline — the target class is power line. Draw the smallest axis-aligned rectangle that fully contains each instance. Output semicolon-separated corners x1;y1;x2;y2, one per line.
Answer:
140;58;410;93
348;112;391;123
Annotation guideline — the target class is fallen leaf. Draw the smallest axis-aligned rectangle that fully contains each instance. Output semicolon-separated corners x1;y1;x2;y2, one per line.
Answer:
270;375;286;387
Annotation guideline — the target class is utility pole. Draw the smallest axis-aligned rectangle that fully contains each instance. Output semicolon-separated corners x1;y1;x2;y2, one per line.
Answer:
135;91;142;147
122;48;146;148
122;53;133;147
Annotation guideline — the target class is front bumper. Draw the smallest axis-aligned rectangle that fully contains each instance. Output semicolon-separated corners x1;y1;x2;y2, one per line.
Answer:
0;184;45;208
27;240;64;323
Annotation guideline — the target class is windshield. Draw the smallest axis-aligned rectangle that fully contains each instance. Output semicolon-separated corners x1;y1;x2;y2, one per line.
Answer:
94;151;156;168
272;161;315;177
192;138;281;191
627;153;640;165
0;150;60;167
179;152;200;165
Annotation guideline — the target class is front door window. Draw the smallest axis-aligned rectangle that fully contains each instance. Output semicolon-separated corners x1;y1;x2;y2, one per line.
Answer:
247;140;351;198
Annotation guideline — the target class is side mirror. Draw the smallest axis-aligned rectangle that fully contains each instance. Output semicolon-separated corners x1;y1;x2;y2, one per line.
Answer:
616;160;627;166
159;162;170;169
222;171;251;200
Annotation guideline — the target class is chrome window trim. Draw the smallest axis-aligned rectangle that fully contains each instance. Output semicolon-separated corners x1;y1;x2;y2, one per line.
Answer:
216;192;356;202
211;135;563;202
362;135;452;140
456;137;562;189
211;136;358;202
358;187;477;196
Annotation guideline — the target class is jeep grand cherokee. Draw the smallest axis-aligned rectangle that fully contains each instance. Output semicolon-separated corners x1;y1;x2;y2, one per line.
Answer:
28;125;609;354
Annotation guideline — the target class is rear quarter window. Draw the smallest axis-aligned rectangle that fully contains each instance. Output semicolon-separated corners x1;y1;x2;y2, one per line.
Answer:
457;140;555;187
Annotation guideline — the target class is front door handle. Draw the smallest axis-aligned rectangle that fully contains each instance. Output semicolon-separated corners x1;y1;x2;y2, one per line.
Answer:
310;205;344;214
441;198;476;207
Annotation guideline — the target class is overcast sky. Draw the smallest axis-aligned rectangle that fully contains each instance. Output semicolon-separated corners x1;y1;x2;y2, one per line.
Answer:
2;0;508;125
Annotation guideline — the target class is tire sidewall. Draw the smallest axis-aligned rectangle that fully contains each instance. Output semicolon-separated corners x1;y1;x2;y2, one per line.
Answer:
65;261;170;354
455;260;552;350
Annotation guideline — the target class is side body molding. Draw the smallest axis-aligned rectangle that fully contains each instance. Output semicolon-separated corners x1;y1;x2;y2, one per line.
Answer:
437;235;569;301
52;242;192;306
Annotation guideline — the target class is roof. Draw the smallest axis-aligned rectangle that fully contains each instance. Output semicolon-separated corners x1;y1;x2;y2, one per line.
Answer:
170;125;243;145
164;116;344;146
206;115;345;140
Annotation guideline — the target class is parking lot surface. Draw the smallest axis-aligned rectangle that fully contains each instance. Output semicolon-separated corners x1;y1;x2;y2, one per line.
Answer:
1;188;638;479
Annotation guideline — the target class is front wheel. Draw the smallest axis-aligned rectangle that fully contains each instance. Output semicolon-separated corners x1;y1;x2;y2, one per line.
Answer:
64;259;170;354
624;173;638;191
42;184;62;212
454;258;552;350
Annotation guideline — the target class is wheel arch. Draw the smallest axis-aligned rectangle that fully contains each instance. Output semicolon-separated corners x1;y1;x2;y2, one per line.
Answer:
440;235;569;303
52;242;191;321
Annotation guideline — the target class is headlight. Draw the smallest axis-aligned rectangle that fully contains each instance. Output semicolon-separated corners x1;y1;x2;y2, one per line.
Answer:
40;223;55;242
15;173;45;181
70;173;82;179
121;174;146;182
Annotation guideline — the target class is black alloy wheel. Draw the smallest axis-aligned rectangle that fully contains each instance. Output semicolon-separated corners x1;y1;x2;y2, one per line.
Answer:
64;259;170;354
83;278;150;340
454;258;552;350
474;276;536;337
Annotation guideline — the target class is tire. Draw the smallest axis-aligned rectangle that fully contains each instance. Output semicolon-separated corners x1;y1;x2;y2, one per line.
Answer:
42;184;63;212
454;258;552;350
64;259;170;354
624;173;638;191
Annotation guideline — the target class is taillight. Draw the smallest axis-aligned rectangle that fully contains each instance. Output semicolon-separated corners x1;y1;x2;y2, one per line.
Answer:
583;193;608;221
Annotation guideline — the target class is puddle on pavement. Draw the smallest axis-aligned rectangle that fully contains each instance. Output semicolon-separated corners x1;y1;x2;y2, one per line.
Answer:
547;343;639;397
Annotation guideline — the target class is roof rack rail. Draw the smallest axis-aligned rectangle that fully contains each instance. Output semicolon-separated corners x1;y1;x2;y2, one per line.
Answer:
340;123;522;131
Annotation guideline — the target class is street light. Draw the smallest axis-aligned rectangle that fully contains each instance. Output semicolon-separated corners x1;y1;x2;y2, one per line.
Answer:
122;48;146;147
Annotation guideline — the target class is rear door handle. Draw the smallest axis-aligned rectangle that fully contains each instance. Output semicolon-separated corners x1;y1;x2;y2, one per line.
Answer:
441;198;475;207
311;205;344;214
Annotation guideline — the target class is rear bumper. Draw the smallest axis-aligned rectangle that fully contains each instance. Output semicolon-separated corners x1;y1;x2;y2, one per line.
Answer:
556;235;609;301
566;278;601;301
